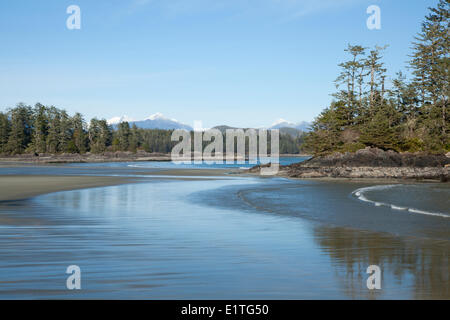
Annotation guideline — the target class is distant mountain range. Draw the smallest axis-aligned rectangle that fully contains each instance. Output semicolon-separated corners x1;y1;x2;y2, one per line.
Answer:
108;113;193;131
268;119;311;132
108;114;311;133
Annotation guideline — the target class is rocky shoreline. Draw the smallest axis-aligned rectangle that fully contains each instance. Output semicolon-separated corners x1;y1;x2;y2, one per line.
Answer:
251;148;450;181
0;151;172;164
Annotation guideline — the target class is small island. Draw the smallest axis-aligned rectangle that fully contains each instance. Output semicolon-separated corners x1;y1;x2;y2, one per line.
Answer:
253;1;449;182
278;147;449;181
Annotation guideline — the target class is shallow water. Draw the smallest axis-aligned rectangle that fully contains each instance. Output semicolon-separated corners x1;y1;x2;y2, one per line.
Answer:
64;156;308;169
0;162;449;299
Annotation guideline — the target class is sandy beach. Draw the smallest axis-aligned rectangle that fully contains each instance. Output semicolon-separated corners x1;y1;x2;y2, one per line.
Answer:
0;175;136;201
0;166;238;202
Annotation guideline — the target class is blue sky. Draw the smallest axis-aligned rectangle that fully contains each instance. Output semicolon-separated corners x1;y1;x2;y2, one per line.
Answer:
0;0;436;128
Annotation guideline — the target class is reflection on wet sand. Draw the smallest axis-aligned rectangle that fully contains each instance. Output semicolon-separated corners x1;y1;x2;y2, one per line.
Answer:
194;178;450;299
314;226;449;299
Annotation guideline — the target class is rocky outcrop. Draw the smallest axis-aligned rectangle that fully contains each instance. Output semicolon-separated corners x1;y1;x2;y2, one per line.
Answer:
252;148;450;181
279;165;449;181
299;147;449;168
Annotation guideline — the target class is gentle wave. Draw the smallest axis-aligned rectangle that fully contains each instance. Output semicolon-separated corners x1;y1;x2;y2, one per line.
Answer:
352;185;449;218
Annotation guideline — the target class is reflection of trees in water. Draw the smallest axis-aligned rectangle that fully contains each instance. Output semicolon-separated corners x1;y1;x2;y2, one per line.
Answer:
313;226;450;299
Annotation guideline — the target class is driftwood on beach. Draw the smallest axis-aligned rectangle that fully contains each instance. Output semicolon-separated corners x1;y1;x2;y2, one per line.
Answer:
251;147;450;181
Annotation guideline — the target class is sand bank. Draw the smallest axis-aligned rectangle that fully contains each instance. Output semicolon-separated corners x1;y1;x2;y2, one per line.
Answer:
0;167;244;201
0;175;134;201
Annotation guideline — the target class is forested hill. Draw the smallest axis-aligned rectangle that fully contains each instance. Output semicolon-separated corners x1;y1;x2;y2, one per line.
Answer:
303;0;449;155
0;105;174;155
0;105;306;156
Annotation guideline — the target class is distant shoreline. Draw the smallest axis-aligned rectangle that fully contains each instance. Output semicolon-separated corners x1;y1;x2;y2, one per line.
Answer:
0;152;310;165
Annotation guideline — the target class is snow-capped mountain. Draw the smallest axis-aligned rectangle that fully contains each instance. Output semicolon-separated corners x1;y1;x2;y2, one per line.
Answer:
107;114;308;132
107;115;136;125
107;113;192;131
268;119;311;132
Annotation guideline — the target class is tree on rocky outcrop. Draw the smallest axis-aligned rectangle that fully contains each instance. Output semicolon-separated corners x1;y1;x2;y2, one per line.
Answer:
305;0;449;155
359;98;401;150
333;44;367;124
410;0;449;149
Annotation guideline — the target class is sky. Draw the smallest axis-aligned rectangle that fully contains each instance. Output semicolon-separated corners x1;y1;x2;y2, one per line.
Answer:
0;0;437;128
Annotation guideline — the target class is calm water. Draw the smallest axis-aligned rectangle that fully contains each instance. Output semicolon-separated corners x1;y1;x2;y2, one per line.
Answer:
64;156;309;169
0;160;449;299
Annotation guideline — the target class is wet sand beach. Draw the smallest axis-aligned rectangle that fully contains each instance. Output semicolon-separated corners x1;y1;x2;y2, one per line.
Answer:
0;175;135;202
0;167;235;202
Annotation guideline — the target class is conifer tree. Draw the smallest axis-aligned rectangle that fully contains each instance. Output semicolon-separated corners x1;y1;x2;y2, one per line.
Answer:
117;122;131;151
6;104;33;154
410;0;449;148
334;45;366;123
58;110;72;153
72;113;87;153
46;107;61;153
365;46;388;112
129;124;140;153
0;112;10;154
32;103;48;154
